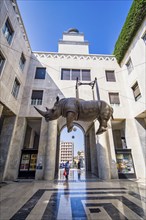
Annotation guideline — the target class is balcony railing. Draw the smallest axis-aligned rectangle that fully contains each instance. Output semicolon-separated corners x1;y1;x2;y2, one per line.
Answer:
31;99;42;105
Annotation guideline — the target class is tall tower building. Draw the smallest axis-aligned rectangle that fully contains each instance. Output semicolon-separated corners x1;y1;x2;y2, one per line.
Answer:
59;142;74;164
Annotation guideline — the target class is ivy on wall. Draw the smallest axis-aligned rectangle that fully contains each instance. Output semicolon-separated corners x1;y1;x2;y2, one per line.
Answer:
113;0;146;64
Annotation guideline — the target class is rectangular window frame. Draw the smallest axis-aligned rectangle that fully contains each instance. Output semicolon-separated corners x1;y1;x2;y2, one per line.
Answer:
12;78;20;99
0;50;6;75
19;53;26;71
2;18;14;44
35;67;46;79
61;68;91;81
142;31;146;44
109;92;120;105
31;90;43;105
105;70;116;82
126;58;133;74
131;82;141;101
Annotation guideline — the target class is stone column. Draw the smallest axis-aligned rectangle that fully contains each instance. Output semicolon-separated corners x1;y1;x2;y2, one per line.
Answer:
35;118;48;180
3;117;26;180
0;116;16;181
85;134;91;172
0;103;4;117
44;120;58;180
125;118;145;179
29;129;35;148
106;125;118;179
94;120;111;179
89;125;98;176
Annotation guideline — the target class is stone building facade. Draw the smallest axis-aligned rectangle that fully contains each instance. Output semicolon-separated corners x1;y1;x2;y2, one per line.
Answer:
0;0;145;181
59;142;74;165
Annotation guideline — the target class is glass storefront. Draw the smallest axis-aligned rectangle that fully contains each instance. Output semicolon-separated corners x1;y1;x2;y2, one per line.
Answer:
116;149;136;179
18;149;38;178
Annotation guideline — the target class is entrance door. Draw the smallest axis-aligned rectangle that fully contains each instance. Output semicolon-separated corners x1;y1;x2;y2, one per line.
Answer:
18;149;38;179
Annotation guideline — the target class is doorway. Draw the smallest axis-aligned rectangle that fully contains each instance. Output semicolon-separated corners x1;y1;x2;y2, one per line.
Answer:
58;124;86;181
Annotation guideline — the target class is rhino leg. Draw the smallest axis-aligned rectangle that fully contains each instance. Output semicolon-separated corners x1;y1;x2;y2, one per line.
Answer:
96;117;108;135
66;112;76;132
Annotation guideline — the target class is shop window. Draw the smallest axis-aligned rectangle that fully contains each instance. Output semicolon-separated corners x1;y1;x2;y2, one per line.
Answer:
109;93;120;105
61;69;91;81
0;50;5;75
19;53;26;71
2;18;14;44
18;150;38;179
105;70;116;82
131;81;141;101
31;90;43;105
35;67;46;79
116;152;135;175
126;58;133;74
12;78;20;98
19;154;37;172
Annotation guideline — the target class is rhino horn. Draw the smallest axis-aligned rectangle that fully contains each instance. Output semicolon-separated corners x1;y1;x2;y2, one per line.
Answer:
34;106;47;117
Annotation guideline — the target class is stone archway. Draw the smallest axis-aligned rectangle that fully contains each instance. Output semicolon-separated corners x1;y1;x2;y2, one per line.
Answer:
35;118;118;181
54;118;100;179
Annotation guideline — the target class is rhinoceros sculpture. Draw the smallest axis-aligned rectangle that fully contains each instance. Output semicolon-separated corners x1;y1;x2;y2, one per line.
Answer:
34;96;113;135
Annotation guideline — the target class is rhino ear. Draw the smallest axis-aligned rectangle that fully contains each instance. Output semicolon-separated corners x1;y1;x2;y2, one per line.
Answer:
56;96;59;102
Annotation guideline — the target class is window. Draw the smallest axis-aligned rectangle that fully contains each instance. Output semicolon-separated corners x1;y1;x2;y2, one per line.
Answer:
31;90;43;105
82;70;91;81
126;58;133;74
131;82;141;101
12;78;20;98
142;31;146;44
0;51;5;75
61;69;91;81
105;70;116;82
2;18;14;44
19;53;26;71
35;67;46;79
61;69;70;80
72;69;80;80
109;93;120;105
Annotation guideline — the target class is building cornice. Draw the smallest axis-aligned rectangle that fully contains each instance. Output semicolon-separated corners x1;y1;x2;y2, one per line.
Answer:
33;52;116;61
11;0;31;51
58;40;89;45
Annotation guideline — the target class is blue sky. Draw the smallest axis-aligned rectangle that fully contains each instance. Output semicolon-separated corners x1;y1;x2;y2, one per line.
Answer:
17;0;133;54
17;0;133;156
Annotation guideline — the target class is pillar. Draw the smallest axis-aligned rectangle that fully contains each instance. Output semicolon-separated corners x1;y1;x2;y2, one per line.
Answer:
94;121;111;179
0;115;16;181
0;103;4;117
85;134;91;172
89;125;98;176
44;120;58;180
106;125;118;179
35;118;48;180
3;117;26;180
125;118;145;179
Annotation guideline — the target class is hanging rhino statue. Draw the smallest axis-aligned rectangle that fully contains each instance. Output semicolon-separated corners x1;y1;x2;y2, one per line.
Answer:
34;96;113;135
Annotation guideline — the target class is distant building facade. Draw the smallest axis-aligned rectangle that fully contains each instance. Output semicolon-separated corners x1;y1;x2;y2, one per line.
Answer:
59;142;74;164
0;0;145;181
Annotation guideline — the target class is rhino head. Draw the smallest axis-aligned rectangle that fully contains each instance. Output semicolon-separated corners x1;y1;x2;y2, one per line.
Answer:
34;96;61;121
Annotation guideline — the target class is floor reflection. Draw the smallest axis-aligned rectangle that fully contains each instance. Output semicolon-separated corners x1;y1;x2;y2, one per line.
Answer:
58;168;98;182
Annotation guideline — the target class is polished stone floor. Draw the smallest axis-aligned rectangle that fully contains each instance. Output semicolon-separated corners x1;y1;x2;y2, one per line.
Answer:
0;169;146;220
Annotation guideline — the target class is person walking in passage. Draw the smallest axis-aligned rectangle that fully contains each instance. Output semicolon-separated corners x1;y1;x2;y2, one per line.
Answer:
65;160;70;180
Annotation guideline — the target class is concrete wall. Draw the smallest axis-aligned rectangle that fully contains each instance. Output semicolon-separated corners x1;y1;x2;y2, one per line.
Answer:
0;0;31;115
